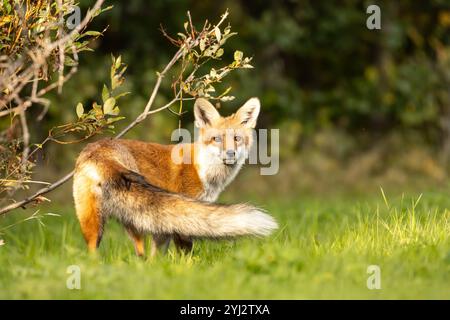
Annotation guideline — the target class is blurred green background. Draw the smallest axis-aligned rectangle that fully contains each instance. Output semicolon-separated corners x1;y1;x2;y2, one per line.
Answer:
1;0;450;300
26;0;450;198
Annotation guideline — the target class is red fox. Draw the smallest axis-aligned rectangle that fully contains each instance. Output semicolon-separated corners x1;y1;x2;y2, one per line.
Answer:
73;97;278;257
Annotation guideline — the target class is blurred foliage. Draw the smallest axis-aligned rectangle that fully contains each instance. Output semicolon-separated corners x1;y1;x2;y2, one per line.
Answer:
0;0;109;196
29;0;449;169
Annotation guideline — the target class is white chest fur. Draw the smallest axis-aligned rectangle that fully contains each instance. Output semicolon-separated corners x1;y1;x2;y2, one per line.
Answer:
196;147;244;202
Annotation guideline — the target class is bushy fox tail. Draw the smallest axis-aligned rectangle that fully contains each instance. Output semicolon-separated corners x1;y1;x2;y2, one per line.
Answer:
103;170;278;239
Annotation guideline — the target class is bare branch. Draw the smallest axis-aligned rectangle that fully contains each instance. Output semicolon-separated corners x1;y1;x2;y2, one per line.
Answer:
0;172;74;215
19;109;30;165
0;0;105;109
0;8;246;216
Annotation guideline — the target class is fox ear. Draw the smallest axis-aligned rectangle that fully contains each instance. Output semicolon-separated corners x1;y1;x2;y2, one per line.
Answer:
235;97;260;128
194;98;221;128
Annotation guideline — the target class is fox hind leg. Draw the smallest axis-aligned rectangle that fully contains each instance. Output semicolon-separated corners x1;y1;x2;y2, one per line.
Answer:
126;226;146;257
173;234;193;255
150;234;171;258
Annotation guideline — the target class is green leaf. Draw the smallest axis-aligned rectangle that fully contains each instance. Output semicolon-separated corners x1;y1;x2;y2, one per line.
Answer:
214;27;221;42
103;97;116;115
218;86;233;98
115;56;122;69
215;48;224;58
99;5;114;15
76;103;84;119
234;50;243;62
110;107;120;116
64;56;78;67
102;84;109;103
114;91;131;100
107;116;125;124
83;30;102;37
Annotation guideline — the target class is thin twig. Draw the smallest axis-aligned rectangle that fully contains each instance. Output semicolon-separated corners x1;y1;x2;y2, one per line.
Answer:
0;180;51;186
0;9;230;216
19;108;30;166
56;0;65;94
0;49;186;215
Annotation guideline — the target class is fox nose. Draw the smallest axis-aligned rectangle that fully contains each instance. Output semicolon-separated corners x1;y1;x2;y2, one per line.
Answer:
226;150;235;158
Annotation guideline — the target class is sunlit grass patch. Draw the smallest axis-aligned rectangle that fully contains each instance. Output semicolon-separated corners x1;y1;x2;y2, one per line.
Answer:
0;190;449;299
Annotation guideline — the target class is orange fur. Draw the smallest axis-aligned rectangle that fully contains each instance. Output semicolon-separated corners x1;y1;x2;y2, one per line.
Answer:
116;140;203;197
72;97;277;257
126;226;145;257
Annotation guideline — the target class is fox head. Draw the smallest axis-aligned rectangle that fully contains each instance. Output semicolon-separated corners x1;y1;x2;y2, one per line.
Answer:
194;97;260;165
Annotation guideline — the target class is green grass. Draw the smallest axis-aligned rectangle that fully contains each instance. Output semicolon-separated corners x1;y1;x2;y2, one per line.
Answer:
0;190;449;299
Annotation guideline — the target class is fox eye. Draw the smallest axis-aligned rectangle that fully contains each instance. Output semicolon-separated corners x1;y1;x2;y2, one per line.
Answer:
212;136;222;143
234;135;242;142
